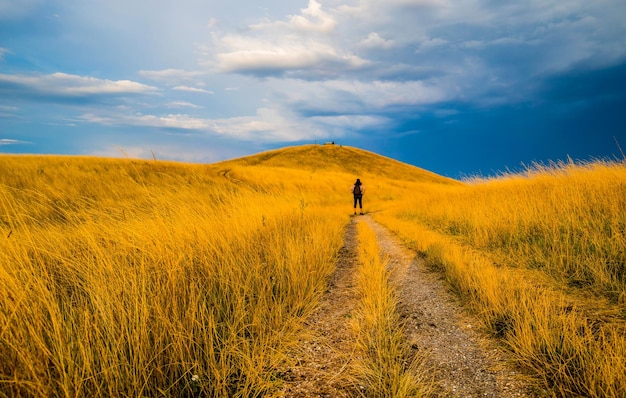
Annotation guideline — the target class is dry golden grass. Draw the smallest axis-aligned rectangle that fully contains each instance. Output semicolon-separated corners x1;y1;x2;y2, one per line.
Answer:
0;153;351;396
415;161;626;303
374;160;626;397
0;146;450;397
1;146;624;397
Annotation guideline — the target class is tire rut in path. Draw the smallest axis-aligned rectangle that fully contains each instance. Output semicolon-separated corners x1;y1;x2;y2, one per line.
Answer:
280;216;536;397
279;219;360;397
362;216;536;397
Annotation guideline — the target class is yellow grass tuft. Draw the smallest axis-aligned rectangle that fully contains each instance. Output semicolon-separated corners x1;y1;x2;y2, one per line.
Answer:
351;221;433;397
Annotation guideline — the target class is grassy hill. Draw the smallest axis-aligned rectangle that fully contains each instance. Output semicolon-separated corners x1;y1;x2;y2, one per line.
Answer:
1;146;457;397
215;144;461;185
0;146;624;397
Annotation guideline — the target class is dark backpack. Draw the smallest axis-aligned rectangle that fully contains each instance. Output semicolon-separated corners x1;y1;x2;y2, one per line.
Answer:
353;184;361;195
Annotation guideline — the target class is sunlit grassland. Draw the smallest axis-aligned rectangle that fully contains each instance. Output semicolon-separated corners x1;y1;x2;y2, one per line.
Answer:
0;152;348;396
352;222;433;397
218;144;458;186
374;160;626;397
0;146;447;397
2;146;624;397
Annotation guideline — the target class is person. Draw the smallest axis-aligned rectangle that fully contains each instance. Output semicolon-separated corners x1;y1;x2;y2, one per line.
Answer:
351;178;365;215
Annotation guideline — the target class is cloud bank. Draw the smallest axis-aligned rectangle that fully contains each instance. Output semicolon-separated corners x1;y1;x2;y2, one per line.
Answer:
0;73;157;99
1;0;625;173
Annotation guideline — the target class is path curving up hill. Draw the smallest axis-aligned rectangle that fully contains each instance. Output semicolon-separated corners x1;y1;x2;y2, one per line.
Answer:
280;215;536;397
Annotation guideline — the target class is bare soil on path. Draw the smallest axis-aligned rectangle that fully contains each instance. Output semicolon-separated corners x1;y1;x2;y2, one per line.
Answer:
362;216;536;397
280;216;537;397
279;219;361;397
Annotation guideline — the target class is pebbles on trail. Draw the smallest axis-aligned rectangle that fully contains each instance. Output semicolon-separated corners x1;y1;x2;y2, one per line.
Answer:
364;217;536;398
280;216;537;397
279;221;360;397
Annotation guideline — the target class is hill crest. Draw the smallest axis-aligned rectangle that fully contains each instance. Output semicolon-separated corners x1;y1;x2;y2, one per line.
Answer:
216;144;460;185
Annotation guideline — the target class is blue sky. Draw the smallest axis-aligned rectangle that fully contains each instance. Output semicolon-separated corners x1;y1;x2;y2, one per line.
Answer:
1;0;625;178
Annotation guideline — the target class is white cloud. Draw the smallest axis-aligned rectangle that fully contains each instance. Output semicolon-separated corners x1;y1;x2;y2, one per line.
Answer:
209;108;317;141
336;0;449;22
166;101;203;109
90;144;228;164
0;72;157;97
327;80;448;107
207;0;368;77
0;138;30;145
81;113;207;130
213;36;368;75
173;85;213;94
207;17;218;29
138;69;205;84
309;114;391;131
359;33;395;49
250;0;336;34
78;101;394;143
274;78;450;113
0;47;9;61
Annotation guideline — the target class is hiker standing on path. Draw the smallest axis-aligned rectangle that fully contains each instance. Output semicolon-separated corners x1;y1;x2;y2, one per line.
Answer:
351;178;365;215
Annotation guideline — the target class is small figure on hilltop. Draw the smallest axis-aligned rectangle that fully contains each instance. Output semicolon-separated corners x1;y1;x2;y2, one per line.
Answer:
351;178;365;215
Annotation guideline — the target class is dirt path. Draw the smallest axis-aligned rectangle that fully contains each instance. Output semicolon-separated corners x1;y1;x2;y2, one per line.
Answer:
362;216;535;397
279;220;360;397
280;216;535;397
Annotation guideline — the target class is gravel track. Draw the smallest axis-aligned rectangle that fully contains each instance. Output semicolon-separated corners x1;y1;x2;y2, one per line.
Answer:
363;216;536;397
279;216;537;397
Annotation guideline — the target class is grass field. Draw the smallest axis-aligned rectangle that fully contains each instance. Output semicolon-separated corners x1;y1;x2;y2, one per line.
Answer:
373;160;626;397
1;145;624;397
